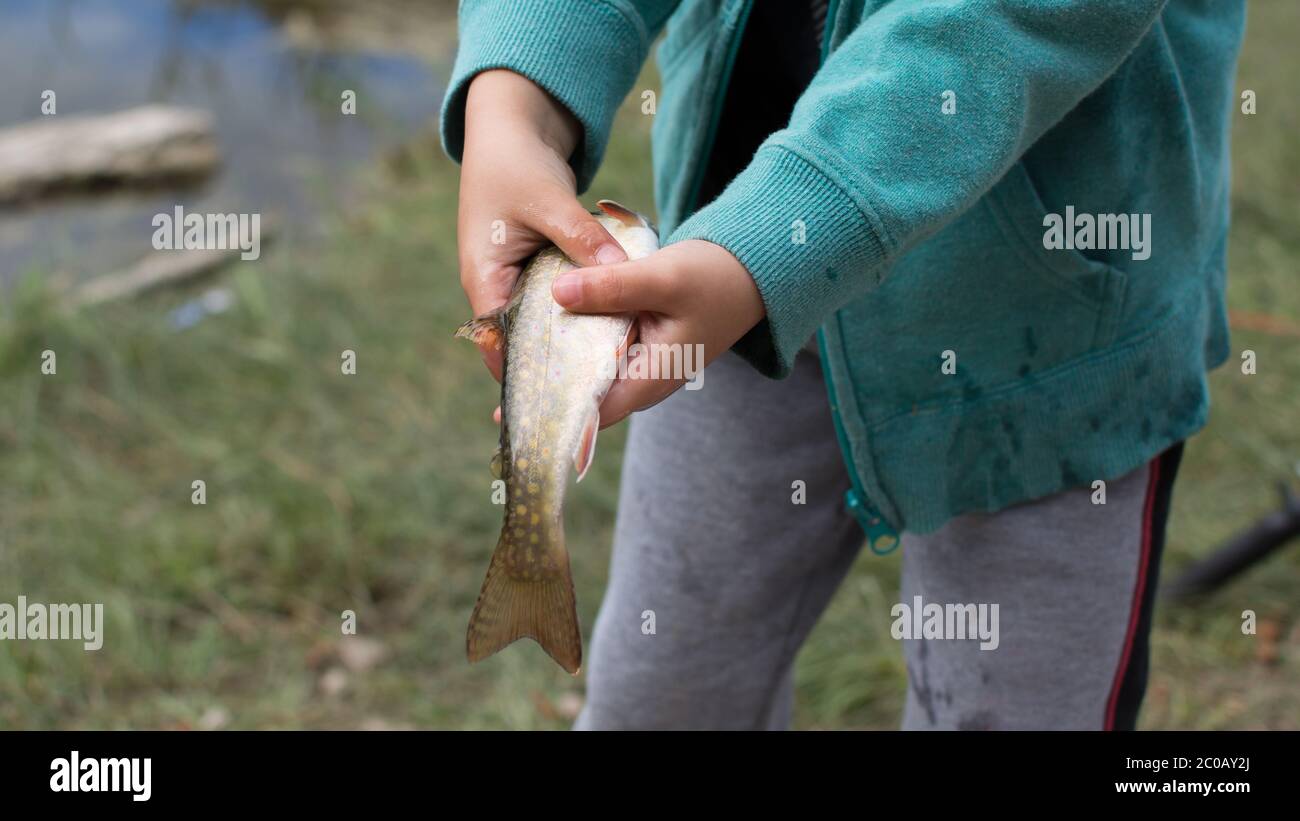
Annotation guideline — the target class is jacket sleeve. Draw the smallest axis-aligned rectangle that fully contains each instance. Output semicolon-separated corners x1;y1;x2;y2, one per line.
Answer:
669;0;1168;378
440;0;681;191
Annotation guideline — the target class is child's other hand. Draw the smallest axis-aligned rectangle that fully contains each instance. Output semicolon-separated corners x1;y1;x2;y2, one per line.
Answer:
551;240;766;428
458;69;628;381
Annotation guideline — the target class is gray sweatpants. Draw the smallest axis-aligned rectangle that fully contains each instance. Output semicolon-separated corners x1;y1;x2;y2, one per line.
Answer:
575;350;1177;730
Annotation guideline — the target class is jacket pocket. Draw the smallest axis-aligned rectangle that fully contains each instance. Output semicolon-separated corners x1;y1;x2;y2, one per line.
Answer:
835;160;1132;424
984;161;1129;350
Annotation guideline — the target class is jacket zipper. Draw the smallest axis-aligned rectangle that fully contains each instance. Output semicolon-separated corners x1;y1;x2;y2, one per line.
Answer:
682;0;900;554
814;0;900;555
816;329;899;554
680;0;756;218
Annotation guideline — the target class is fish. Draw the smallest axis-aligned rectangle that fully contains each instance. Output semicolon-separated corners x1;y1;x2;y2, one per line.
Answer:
455;199;660;673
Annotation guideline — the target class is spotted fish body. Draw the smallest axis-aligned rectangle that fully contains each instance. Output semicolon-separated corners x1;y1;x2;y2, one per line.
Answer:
456;200;659;673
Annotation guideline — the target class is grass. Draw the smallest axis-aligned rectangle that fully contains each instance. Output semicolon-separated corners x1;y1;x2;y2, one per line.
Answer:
1;5;1297;729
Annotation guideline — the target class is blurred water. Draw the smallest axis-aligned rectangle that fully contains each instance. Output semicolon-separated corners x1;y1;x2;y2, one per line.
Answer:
0;0;451;287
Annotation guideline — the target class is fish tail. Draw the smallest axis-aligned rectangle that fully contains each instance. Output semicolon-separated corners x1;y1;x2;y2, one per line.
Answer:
466;515;582;674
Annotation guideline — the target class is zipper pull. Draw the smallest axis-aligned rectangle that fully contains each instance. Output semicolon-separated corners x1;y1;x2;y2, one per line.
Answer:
845;489;901;555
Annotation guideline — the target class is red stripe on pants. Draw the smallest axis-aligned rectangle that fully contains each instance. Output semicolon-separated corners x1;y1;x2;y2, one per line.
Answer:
1104;456;1163;730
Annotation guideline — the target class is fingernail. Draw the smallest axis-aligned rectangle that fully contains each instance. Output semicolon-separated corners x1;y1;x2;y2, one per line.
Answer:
595;243;625;266
553;274;582;306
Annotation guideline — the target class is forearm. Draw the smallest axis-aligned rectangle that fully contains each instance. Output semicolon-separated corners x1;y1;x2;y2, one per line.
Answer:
671;0;1168;376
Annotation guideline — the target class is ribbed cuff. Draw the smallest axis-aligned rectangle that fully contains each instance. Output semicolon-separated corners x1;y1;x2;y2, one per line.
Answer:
439;0;649;192
667;145;890;378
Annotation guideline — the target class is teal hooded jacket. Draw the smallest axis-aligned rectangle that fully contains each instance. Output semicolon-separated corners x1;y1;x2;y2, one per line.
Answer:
441;0;1246;547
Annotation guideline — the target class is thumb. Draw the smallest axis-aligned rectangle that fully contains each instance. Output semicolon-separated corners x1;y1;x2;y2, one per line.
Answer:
526;195;627;268
551;257;676;314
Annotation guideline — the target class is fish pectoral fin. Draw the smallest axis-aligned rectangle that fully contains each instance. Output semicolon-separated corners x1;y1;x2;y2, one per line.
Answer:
489;448;505;479
615;320;636;361
454;309;505;350
596;199;649;229
573;408;599;482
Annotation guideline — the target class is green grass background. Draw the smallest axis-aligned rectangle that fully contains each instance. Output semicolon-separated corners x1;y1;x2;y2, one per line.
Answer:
1;3;1296;729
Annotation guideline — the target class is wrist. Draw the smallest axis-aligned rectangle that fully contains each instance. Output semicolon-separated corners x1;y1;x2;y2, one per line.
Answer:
465;70;582;161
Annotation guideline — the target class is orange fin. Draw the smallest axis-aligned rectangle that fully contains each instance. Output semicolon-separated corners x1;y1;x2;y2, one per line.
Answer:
596;199;649;229
455;309;504;350
614;320;636;361
573;409;599;482
466;518;582;674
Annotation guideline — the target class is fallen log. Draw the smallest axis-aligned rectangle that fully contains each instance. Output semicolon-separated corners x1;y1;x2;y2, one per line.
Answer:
0;105;219;206
67;221;275;309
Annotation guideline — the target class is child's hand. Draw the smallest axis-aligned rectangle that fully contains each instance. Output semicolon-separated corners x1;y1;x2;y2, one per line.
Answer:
551;239;767;428
458;69;628;381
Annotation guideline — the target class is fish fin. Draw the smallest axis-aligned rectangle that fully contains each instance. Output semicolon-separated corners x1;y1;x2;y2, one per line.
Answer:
614;320;636;361
573;409;599;482
596;199;649;229
455;309;505;350
489;448;505;479
466;520;582;674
